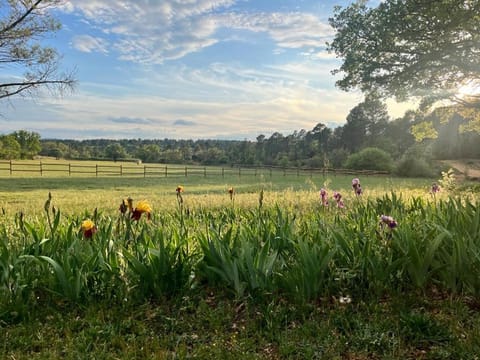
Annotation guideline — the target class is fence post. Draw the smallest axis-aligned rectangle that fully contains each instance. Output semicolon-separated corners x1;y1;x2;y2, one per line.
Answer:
283;167;286;176
144;165;146;178
185;166;188;177
255;168;257;177
204;167;207;177
269;168;272;178
120;164;123;176
222;167;224;178
69;163;71;176
238;167;241;177
297;167;299;177
40;161;42;176
96;164;98;177
165;165;168;177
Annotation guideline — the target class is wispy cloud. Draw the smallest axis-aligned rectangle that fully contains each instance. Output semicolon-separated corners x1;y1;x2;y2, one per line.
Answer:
3;0;414;141
218;12;333;49
63;1;332;64
71;34;109;53
173;119;198;126
109;117;154;125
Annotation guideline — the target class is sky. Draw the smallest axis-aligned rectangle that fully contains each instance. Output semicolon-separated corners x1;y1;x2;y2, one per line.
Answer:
0;0;411;140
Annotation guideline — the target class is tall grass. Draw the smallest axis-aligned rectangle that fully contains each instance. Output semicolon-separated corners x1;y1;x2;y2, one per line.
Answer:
1;190;480;318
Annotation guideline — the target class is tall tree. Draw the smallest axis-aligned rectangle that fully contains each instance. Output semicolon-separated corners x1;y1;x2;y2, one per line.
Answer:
105;143;127;162
0;134;21;159
328;0;480;129
11;130;41;159
0;0;75;100
341;95;390;152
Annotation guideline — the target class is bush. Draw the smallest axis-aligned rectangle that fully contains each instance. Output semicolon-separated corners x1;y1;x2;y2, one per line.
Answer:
394;156;434;178
344;147;393;171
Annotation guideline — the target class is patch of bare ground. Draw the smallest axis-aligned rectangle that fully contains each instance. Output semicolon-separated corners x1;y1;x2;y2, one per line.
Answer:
440;159;480;181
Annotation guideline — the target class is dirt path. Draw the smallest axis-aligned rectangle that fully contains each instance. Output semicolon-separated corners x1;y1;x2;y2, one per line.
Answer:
441;160;480;181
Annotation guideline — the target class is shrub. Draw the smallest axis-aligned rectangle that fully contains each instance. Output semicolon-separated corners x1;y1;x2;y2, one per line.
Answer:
394;156;434;178
344;147;393;171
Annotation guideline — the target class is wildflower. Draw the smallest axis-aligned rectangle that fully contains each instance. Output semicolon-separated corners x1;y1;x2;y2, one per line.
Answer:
352;178;362;195
431;182;440;194
380;215;397;229
320;188;329;206
228;187;234;200
131;200;152;221
119;199;128;214
176;185;184;204
333;191;345;209
81;219;97;238
338;295;352;304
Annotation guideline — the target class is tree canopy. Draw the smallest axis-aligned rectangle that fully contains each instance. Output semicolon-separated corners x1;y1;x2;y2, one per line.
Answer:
0;0;75;100
328;0;480;110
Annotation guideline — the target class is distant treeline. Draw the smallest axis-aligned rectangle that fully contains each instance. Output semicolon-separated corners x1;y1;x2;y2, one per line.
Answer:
1;98;479;177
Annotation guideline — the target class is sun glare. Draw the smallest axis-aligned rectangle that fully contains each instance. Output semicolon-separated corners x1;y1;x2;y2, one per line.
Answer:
457;81;480;98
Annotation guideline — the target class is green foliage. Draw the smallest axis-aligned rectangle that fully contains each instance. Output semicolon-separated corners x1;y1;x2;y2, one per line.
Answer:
8;131;41;160
282;238;335;302
341;94;390;152
328;0;480;106
344;147;393;171
400;311;452;346
0;135;21;159
2;189;480;315
438;168;457;192
104;143;127;162
124;227;193;300
410;121;438;142
2;188;480;359
394;156;434;178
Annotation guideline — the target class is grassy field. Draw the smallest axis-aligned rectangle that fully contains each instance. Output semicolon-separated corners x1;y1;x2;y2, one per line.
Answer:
1;161;480;359
0;159;435;216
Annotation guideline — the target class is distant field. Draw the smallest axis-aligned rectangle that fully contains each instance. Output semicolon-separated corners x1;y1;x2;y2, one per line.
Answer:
0;159;437;217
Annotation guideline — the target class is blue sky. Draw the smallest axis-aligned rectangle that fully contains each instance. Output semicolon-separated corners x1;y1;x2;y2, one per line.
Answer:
1;0;409;140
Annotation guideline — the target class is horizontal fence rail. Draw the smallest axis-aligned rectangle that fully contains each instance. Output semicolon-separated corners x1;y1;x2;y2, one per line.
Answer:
0;160;389;178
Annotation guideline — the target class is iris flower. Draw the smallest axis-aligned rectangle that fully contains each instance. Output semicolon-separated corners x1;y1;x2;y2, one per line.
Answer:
320;188;329;206
333;191;345;208
352;178;362;195
380;215;397;229
176;185;184;204
131;200;152;220
81;219;97;238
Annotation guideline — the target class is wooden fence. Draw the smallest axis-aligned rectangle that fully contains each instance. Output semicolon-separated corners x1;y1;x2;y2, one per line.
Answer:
0;160;388;178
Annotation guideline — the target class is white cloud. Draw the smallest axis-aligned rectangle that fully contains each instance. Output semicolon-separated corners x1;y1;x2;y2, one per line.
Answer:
62;1;332;63
2;57;362;139
64;0;236;63
218;12;333;49
1;1;364;140
71;34;109;53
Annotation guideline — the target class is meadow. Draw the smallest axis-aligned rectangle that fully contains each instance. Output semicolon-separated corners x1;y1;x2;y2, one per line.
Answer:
1;161;480;359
